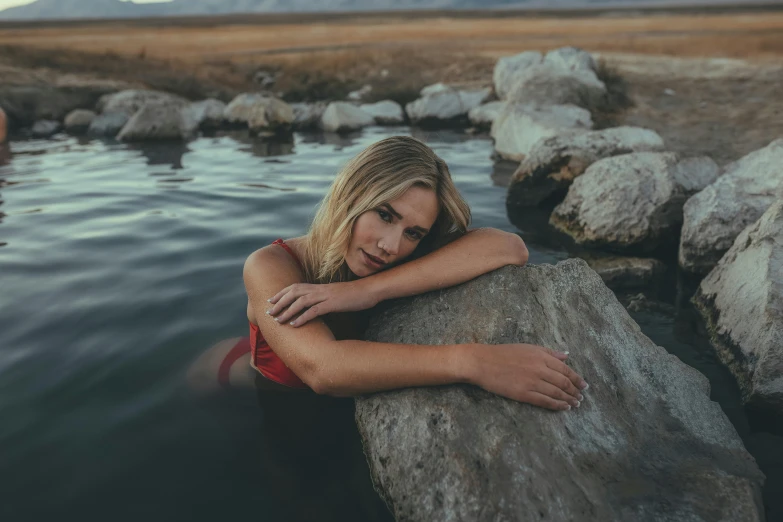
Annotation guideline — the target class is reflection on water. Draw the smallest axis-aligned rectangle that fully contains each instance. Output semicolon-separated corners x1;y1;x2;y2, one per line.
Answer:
0;128;779;521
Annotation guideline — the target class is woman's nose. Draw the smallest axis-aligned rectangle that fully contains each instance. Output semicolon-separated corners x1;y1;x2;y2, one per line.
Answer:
379;233;401;256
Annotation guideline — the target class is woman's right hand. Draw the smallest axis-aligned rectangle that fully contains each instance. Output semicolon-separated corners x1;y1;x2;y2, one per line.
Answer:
464;343;588;411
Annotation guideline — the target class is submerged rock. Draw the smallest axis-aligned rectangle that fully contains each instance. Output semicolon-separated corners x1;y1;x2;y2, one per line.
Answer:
360;100;405;125
321;101;374;132
550;152;717;252
64;109;96;133
585;255;665;290
356;261;764;522
405;85;491;125
693;200;783;418
679;139;783;273
491;103;592;162
507;126;665;207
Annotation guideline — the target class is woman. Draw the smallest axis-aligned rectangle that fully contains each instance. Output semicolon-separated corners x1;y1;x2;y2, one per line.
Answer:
189;136;587;409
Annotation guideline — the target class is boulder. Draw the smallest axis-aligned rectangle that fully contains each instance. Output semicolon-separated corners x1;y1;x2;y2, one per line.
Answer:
405;86;492;125
693;200;783;417
360;100;405;125
63;109;96;133
679;139;783;273
87;112;130;138
321;101;374;133
584;256;665;290
467;101;506;129
291;102;327;130
491;103;592;162
182;98;226;132
356;261;764;522
97;89;188;117
116;103;191;141
31;119;61;138
507;126;666;207
550;152;718;252
494;47;606;110
493;50;543;100
224;93;293;134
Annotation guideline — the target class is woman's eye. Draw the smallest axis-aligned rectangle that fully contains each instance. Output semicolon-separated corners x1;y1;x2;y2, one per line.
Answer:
377;210;392;222
406;230;422;241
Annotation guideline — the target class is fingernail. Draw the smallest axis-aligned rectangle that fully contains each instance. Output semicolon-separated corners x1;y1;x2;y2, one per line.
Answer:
565;405;571;411
578;394;584;401
576;401;581;408
582;382;589;390
564;351;570;355
274;317;280;322
267;298;272;302
266;310;271;315
289;322;295;326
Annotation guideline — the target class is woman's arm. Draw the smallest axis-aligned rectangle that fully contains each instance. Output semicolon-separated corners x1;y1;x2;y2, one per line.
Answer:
268;228;527;326
363;227;528;304
246;245;585;410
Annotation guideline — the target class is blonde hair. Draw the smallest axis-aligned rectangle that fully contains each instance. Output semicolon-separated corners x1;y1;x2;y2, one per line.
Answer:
301;136;471;283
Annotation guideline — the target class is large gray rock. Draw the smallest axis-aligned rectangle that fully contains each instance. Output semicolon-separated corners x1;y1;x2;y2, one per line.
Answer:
551;152;718;252
693;200;783;417
356;261;764;522
679;139;783;273
117;103;191;141
491;103;593;162
405;86;492;125
63;109;96;133
360;100;405;125
494;47;606;109
97;89;188;117
321;101;374;133
507;126;665;207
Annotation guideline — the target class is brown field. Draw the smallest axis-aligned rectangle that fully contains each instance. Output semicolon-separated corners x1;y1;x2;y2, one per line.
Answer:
1;7;782;164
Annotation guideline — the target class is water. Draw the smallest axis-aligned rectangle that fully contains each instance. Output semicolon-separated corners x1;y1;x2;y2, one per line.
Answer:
0;128;779;521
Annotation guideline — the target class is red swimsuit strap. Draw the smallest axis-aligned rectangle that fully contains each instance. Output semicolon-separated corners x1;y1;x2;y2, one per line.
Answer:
272;238;305;271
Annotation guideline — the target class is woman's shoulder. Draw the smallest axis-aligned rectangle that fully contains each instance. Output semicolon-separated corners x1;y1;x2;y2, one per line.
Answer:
244;236;306;278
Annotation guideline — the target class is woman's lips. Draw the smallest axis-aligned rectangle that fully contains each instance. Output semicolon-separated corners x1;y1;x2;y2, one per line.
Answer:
362;250;386;268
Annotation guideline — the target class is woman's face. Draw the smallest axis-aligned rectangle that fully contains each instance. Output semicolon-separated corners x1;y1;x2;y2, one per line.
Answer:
346;185;439;278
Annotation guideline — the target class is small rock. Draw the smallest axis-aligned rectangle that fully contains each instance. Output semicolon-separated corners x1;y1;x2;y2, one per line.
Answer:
117;103;190;141
405;86;492;126
347;84;373;102
87;112;130;138
182;99;226;132
291;102;327;130
223;93;293;134
359;100;404;125
97;89;188;117
664;88;676;96
31;119;61;138
253;70;276;88
64;109;96;133
321;101;374;132
586;256;665;290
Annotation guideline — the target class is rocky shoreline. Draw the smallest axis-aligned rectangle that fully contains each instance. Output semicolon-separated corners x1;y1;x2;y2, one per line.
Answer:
1;45;781;521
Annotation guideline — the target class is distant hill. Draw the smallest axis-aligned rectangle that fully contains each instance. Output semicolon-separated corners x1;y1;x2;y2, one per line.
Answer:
0;0;773;20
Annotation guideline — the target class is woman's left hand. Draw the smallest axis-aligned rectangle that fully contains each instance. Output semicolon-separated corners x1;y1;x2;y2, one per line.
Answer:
265;281;378;327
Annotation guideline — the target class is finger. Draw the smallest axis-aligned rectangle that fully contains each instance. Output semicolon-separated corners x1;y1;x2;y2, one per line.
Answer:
540;345;569;361
541;368;582;400
534;380;581;408
275;296;319;324
522;391;571;412
290;304;326;327
268;285;293;305
267;288;303;316
547;358;588;391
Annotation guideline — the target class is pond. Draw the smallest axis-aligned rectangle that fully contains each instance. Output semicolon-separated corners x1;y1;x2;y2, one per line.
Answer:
0;127;779;521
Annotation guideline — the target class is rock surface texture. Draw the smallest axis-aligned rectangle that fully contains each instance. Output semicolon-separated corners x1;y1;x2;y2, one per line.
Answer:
584;256;665;290
63;109;96;133
356;261;764;522
550;152;718;252
468;101;506;129
291;102;326;130
223;93;293;134
97;89;187;117
680;139;783;273
360;100;405;125
405;85;491;125
507;126;665;207
182;98;226;131
491;103;593;161
693;200;783;417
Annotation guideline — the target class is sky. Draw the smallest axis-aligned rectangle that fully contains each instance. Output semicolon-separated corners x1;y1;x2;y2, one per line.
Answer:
0;0;173;10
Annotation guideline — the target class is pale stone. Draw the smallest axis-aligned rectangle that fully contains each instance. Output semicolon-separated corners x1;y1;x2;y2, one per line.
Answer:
63;109;96;133
468;101;506;128
97;89;187;116
405;87;492;124
321;101;374;132
360;100;405;125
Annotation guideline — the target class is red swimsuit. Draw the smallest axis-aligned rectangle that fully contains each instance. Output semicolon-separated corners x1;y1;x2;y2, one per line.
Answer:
218;239;309;391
